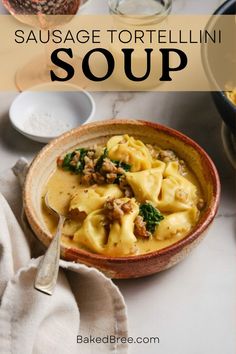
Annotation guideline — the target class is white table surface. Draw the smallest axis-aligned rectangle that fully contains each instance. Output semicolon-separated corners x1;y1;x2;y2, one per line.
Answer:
0;1;235;354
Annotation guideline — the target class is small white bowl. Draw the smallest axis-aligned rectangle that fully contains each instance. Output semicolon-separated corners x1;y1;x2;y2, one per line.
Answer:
9;83;96;143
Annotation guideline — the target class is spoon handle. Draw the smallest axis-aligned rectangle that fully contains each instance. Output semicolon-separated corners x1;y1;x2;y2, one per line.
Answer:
34;215;66;295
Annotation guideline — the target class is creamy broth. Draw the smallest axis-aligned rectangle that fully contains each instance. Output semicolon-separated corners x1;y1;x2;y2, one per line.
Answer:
42;136;204;257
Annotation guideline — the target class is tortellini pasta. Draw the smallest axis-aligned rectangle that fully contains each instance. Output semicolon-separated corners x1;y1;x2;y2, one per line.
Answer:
125;160;198;214
156;161;198;213
126;164;165;205
69;184;123;215
106;198;139;255
154;207;199;241
74;210;107;253
156;175;198;212
107;134;153;172
74;198;139;255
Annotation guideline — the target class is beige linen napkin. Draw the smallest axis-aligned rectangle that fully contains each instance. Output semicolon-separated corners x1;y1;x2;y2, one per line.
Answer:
0;159;128;354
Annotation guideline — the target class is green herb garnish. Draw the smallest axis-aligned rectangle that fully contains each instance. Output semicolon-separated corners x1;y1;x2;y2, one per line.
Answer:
112;160;131;172
61;148;90;174
112;162;131;184
74;148;89;173
61;146;132;184
139;203;164;233
62;152;75;170
94;148;108;172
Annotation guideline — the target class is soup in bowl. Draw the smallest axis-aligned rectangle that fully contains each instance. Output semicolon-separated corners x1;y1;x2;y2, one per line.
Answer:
24;120;220;278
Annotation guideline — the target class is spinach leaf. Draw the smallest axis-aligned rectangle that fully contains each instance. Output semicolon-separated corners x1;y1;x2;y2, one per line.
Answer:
139;203;164;233
61;148;89;174
94;148;108;172
62;152;75;170
74;148;89;173
112;160;131;172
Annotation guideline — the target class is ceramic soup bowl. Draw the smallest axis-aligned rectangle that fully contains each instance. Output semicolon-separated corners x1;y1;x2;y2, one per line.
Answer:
23;120;220;278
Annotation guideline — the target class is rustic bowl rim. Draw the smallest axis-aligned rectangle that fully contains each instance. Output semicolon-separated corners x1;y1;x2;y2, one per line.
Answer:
23;119;221;264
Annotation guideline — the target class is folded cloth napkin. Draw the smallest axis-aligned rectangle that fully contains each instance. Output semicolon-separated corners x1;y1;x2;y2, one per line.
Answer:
0;159;128;354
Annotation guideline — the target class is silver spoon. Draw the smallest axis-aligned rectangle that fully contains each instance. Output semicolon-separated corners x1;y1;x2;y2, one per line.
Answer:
34;193;66;296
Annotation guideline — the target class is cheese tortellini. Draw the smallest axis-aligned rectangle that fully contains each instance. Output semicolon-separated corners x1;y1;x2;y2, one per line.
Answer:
46;134;205;257
107;134;153;172
105;198;139;255
69;184;123;215
154;207;199;241
74;210;107;253
126;160;198;213
126;164;165;205
74;198;139;255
